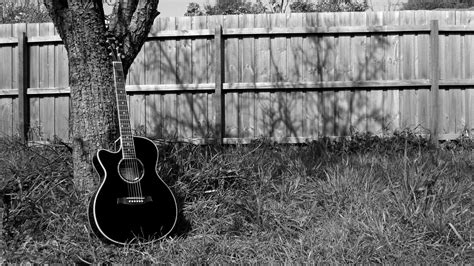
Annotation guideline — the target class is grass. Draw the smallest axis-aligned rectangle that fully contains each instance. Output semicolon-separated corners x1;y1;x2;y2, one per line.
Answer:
0;132;472;263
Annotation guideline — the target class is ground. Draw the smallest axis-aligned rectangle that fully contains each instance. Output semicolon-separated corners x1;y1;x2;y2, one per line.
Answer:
0;132;472;263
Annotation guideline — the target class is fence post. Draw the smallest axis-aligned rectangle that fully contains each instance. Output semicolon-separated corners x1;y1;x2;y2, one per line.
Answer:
430;20;439;146
214;25;225;144
18;31;29;143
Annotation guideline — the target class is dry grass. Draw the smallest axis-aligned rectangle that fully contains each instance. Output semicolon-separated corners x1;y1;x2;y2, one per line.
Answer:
1;132;472;263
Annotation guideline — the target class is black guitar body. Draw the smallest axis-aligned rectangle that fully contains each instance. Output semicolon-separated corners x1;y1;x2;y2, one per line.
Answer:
89;136;178;245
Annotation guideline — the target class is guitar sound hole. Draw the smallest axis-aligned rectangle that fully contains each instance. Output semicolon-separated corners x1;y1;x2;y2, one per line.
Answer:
118;158;144;183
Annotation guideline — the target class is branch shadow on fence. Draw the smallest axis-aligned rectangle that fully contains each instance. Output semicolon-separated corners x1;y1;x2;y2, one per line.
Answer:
130;14;396;143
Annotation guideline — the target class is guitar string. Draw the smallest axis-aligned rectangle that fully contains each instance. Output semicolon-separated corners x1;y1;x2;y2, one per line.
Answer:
124;138;134;198
115;68;133;199
136;157;143;198
131;144;143;198
133;158;141;198
127;146;138;198
115;60;143;200
120;81;136;198
130;148;138;198
127;139;141;199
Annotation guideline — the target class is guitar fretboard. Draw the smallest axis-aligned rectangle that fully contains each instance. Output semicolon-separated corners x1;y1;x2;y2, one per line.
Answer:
113;62;136;159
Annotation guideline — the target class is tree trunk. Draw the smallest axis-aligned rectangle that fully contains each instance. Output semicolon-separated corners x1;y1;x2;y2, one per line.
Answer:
47;2;119;192
43;0;160;192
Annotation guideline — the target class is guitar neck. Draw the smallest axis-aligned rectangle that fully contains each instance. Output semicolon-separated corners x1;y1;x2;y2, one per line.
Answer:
113;61;135;158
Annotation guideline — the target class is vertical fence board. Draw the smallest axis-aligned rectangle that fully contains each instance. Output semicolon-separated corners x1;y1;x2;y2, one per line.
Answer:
0;24;13;90
461;11;474;135
53;96;69;140
224;15;239;138
382;12;400;132
334;12;351;136
270;13;288;138
176;17;193;139
12;97;19;137
350;12;367;133
446;11;459;135
239;14;256;138
160;17;177;85
255;14;271;138
128;39;146;86
177;93;193;139
145;21;161;138
162;92;177;138
39;23;55;140
38;23;49;88
270;13;288;82
176;17;193;86
366;12;384;134
54;33;68;87
0;98;12;136
207;16;222;86
207;16;223;140
192;16;208;84
0;24;13;136
303;13;322;138
414;11;430;134
319;13;336;136
27;24;40;140
145;94;162;138
439;11;456;135
400;11;417;130
192;16;210;138
129;93;146;135
452;12;465;135
146;20;161;86
160;18;178;138
287;13;304;139
53;21;69;140
13;24;22;93
192;92;208;138
38;95;54;140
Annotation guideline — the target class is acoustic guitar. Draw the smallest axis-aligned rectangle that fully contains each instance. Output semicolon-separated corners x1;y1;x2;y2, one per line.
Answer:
88;39;178;245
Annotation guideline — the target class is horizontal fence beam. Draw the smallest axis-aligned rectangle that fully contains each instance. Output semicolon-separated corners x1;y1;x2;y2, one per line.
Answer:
224;25;432;36
0;36;17;44
149;29;214;38
225;80;433;90
1;24;473;45
153;132;464;145
1;79;473;97
26;132;465;146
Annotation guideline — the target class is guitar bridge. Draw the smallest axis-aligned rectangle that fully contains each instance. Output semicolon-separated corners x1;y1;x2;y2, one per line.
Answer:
117;196;153;205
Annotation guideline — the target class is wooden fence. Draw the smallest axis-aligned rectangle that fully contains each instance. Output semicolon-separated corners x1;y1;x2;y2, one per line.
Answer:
0;11;473;143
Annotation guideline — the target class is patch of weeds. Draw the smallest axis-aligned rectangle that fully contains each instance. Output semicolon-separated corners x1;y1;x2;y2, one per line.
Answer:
0;133;472;263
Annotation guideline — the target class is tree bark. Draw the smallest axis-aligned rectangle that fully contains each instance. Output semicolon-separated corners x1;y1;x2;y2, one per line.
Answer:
43;1;118;191
42;0;159;192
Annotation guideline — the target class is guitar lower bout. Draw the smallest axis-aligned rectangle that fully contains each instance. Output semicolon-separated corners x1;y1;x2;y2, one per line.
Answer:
88;136;178;245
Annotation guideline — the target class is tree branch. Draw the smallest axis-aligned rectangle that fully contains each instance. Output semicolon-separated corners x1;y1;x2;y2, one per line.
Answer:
43;0;70;46
108;0;139;40
108;0;159;73
123;0;159;70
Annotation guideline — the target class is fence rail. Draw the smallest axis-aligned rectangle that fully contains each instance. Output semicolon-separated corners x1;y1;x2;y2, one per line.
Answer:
0;11;473;143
